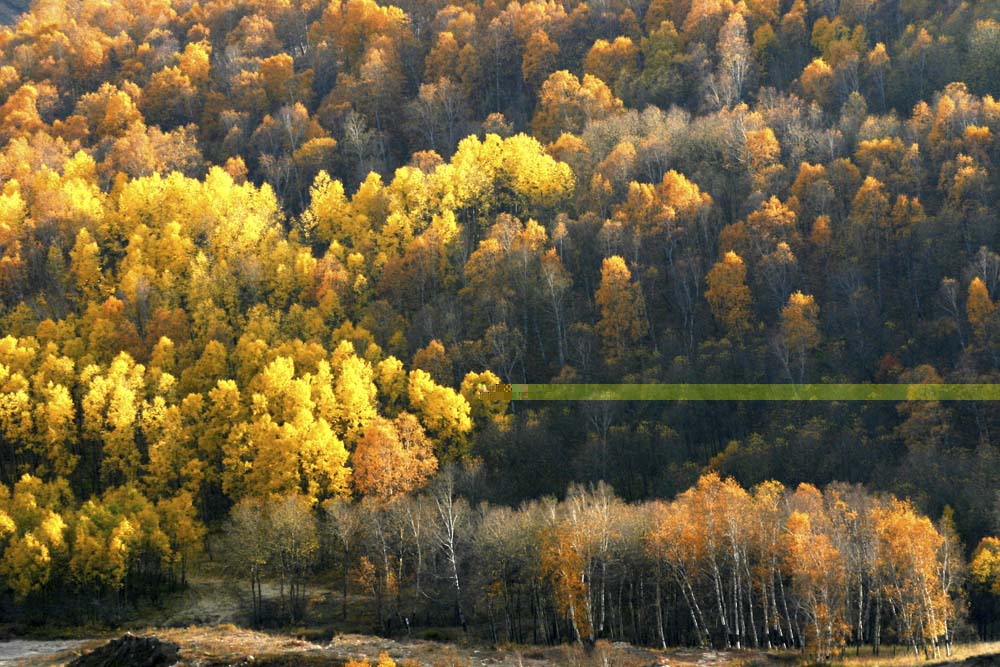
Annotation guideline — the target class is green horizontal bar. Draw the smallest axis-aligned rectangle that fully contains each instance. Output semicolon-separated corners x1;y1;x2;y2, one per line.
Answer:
478;384;1000;401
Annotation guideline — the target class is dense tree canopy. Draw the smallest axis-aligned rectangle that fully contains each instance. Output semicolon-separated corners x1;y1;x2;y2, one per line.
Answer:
0;0;999;648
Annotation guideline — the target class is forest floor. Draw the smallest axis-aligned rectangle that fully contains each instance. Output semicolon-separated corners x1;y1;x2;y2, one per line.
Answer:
8;627;1000;667
831;643;1000;667
7;626;784;667
2;572;999;666
6;625;1000;667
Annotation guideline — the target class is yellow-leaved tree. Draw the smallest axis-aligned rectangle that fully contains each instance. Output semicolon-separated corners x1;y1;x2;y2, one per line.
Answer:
782;490;848;662
223;356;350;502
595;255;648;364
705;251;754;339
777;291;820;382
69;486;171;596
971;536;1000;595
333;342;379;441
407;368;472;460
352;412;437;500
872;499;950;659
0;475;70;599
81;352;146;487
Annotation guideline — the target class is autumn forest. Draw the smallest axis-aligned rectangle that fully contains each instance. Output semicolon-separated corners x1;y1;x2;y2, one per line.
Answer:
0;0;999;662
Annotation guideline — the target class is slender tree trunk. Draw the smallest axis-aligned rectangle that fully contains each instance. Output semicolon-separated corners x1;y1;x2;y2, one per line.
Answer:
743;556;758;648
768;566;784;647
711;559;730;648
684;575;712;647
629;580;638;644
655;580;667;649
488;598;498;644
342;546;350;620
637;577;646;645
568;599;582;644
778;570;796;647
874;591;882;656
761;571;772;649
599;560;607;636
856;573;865;653
531;585;539;644
732;568;742;649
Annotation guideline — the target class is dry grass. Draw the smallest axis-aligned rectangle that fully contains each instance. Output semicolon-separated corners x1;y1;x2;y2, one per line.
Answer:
823;641;1000;667
155;624;324;662
154;628;781;667
19;626;326;666
18;625;1000;667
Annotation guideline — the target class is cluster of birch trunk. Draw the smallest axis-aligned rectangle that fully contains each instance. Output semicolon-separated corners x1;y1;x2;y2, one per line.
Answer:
312;471;964;661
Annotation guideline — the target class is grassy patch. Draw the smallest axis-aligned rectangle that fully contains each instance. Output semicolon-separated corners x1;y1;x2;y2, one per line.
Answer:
826;642;1000;667
757;642;1000;667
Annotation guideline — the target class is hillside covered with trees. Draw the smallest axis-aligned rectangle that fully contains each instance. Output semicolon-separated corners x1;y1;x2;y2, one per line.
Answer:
1;0;1000;660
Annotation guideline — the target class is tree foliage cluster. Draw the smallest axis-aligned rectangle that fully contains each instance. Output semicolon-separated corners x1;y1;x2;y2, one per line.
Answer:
0;0;1000;643
224;473;965;662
